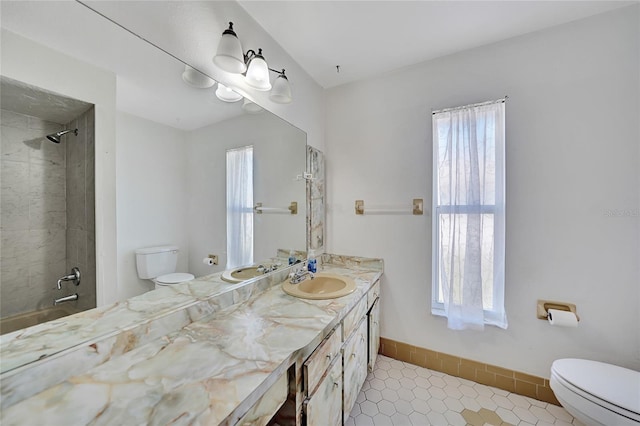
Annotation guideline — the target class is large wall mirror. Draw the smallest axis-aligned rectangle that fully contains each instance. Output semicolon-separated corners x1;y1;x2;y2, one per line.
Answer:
0;1;307;341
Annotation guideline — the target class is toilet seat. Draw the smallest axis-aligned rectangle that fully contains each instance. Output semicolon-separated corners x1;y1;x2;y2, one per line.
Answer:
551;359;640;425
154;272;195;286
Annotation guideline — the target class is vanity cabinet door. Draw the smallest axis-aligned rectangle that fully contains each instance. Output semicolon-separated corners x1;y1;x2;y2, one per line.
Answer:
304;358;343;426
368;297;380;372
304;324;342;395
343;317;368;420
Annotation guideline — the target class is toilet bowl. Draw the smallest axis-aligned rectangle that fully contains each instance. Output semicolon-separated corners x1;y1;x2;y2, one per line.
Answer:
550;359;640;426
152;272;195;290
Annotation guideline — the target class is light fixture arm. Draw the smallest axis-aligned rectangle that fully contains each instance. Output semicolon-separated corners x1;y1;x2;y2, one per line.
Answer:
243;48;267;68
269;68;287;77
243;49;287;79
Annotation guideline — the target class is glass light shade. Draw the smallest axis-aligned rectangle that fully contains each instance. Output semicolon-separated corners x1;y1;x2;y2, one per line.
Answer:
213;24;247;74
215;83;243;103
182;65;216;89
242;98;263;114
269;74;292;104
245;55;272;91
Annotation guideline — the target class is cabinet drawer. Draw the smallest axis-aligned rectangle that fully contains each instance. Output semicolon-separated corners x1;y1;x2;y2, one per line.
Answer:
343;318;368;418
342;297;366;341
304;358;343;426
343;317;367;364
367;280;380;310
304;324;342;395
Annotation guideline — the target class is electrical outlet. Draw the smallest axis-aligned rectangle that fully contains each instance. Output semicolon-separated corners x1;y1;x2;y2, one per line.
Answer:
208;254;218;265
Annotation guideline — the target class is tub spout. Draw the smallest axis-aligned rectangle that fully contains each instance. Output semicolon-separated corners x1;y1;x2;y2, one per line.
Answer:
54;293;78;305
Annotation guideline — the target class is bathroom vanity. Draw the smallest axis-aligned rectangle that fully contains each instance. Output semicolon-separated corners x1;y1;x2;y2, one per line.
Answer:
301;277;380;425
0;254;382;426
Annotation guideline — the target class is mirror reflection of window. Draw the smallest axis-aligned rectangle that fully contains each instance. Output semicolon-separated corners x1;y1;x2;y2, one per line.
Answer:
226;145;254;269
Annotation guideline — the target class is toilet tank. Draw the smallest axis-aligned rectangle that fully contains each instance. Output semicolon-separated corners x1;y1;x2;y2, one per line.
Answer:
135;246;179;279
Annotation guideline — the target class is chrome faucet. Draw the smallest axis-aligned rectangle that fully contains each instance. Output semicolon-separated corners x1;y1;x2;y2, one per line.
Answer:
57;267;81;290
54;293;78;305
257;263;281;274
290;267;314;284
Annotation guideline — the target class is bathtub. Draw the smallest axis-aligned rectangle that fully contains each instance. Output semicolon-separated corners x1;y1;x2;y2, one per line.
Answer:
0;305;79;335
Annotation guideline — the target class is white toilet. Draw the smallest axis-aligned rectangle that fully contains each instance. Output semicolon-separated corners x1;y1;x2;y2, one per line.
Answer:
550;358;640;426
135;245;194;290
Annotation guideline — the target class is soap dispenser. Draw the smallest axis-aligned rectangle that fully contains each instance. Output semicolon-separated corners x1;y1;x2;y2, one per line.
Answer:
307;249;317;273
288;250;296;266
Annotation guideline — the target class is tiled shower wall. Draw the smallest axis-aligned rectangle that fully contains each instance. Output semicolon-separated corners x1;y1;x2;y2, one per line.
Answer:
0;108;95;317
65;108;96;312
1;110;67;317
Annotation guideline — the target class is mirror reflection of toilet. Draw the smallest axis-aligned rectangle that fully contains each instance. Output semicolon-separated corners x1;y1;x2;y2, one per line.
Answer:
550;358;640;426
135;246;194;290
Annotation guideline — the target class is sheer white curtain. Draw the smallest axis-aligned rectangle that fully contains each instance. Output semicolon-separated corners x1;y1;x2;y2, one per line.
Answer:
226;146;254;269
432;101;506;330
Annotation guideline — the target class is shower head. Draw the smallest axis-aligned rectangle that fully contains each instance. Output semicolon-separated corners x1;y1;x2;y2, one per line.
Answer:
46;128;78;144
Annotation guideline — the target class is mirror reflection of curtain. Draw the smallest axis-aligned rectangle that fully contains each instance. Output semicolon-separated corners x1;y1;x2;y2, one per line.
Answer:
226;146;254;269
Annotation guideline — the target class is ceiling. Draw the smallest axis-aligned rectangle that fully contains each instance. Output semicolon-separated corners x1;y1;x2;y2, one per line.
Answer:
1;0;634;127
238;0;635;88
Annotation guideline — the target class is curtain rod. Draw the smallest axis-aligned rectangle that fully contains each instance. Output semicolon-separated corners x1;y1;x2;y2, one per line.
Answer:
432;96;508;115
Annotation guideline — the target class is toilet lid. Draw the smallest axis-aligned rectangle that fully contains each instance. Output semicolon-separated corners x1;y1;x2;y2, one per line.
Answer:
551;359;640;416
155;272;194;284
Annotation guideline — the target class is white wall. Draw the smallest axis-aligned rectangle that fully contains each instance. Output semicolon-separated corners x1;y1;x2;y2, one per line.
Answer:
186;113;307;277
325;6;640;377
116;112;189;300
1;30;118;306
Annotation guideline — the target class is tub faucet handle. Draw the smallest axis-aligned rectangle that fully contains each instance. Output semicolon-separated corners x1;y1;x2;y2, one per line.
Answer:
57;267;81;290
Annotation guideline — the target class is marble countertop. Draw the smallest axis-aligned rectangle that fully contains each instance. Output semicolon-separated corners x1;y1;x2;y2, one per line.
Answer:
0;257;382;425
0;256;288;375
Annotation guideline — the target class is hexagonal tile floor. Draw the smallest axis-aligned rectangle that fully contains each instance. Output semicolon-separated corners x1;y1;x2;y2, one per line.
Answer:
346;355;583;426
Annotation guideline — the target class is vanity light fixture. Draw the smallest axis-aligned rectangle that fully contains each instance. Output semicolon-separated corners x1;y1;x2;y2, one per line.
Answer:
213;22;246;74
244;48;271;91
213;22;293;103
242;98;264;114
215;82;243;103
269;69;292;104
182;65;216;89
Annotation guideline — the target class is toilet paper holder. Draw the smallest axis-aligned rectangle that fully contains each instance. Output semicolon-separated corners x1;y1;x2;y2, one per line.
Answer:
537;300;580;321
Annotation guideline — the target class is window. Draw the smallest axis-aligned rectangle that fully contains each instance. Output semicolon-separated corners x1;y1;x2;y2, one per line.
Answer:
226;145;254;269
431;100;506;330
